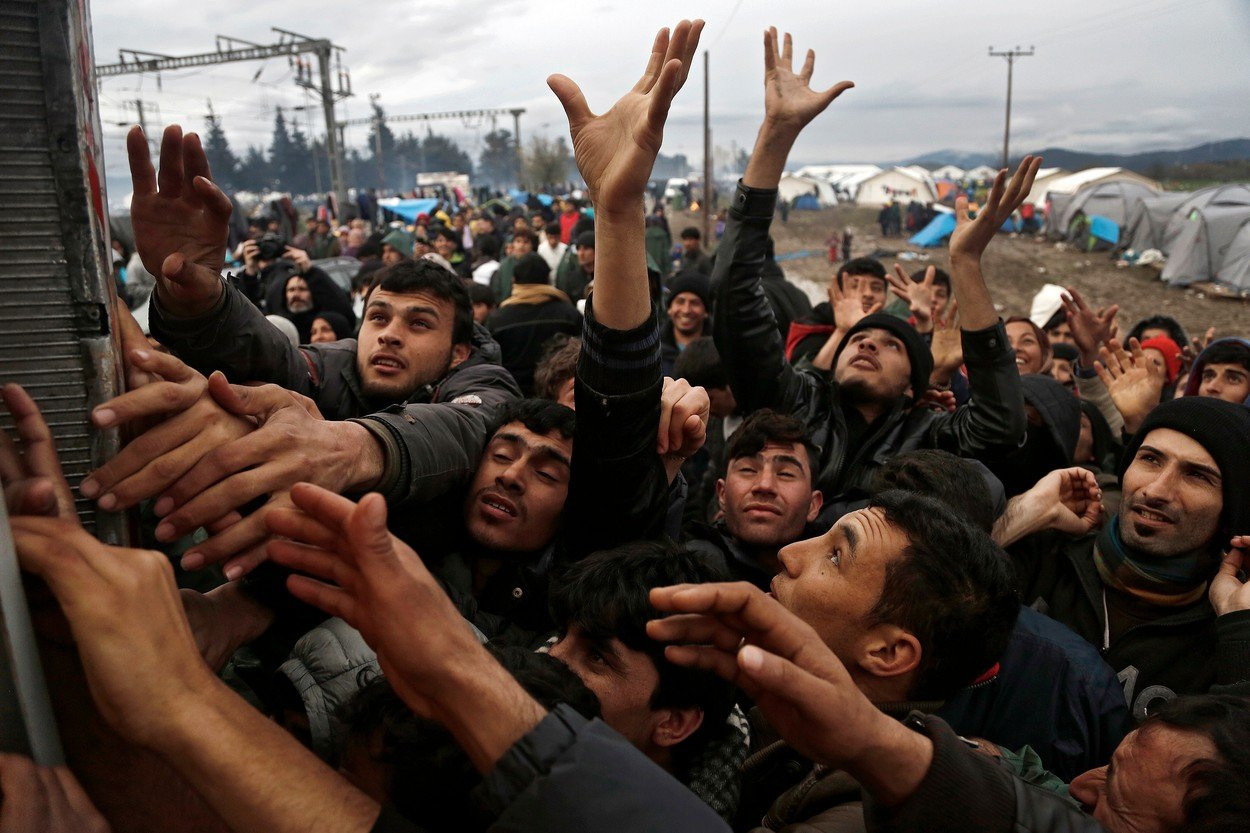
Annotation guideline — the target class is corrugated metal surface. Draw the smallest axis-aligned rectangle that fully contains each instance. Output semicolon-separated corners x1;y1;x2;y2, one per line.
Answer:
0;0;125;540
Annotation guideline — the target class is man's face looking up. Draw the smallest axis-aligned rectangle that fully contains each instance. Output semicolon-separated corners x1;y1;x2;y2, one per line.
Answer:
356;289;469;400
1119;428;1222;557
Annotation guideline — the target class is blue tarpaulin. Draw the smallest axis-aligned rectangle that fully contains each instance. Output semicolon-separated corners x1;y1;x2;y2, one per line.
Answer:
909;212;957;248
378;198;440;222
1089;215;1120;245
508;190;556;207
794;193;821;210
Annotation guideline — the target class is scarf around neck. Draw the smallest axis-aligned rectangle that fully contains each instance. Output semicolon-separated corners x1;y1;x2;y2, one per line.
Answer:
1093;516;1213;607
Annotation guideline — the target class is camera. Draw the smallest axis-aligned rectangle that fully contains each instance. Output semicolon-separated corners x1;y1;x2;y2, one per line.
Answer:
257;232;287;262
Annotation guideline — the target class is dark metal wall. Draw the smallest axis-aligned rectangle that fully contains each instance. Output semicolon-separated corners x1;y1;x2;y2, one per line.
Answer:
0;0;126;543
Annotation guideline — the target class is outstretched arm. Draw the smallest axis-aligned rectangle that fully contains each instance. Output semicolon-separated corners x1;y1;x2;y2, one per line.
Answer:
714;30;852;415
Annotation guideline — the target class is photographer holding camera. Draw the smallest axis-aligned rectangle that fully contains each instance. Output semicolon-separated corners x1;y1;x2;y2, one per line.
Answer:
236;232;355;344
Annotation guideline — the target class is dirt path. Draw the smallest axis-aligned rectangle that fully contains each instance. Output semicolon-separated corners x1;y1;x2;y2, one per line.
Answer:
677;206;1250;339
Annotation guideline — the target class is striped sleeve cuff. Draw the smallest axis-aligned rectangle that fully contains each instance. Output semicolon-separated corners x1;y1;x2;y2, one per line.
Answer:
578;295;661;395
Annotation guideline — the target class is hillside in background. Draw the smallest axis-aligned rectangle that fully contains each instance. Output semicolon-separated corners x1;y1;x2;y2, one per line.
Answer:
898;139;1250;177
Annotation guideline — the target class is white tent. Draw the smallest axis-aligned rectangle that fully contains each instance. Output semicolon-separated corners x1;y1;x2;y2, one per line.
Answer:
794;164;882;202
1042;168;1161;199
1023;168;1070;206
778;173;837;207
965;165;997;182
930;164;966;181
1160;205;1250;286
855;167;938;207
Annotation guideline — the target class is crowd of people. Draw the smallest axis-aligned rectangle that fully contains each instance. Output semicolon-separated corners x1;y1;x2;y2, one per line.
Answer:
4;19;1250;833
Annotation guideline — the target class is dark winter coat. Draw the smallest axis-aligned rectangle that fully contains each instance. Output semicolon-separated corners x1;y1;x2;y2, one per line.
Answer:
1008;531;1250;721
712;181;1026;500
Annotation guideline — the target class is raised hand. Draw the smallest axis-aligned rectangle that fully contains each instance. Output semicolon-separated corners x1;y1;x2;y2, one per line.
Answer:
928;299;963;385
150;376;370;579
1060;287;1119;367
265;486;485;720
949;156;1042;262
1;385;77;520
127;125;233;317
1210;539;1250;616
887;264;940;332
77;349;252;513
1095;337;1164;434
760;27;855;137
12;515;217;748
548;20;704;215
647;582;933;804
828;277;879;331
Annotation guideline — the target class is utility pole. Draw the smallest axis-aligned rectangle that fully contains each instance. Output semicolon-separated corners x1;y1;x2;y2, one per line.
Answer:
112;99;158;149
702;49;712;243
97;28;353;217
370;93;385;190
988;45;1034;170
511;108;525;187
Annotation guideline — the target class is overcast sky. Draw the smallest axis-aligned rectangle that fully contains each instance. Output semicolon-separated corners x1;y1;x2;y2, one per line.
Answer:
91;0;1250;191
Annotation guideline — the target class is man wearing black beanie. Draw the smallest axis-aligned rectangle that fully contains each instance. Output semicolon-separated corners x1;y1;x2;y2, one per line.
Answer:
661;270;712;376
710;46;1031;502
1009;396;1250;722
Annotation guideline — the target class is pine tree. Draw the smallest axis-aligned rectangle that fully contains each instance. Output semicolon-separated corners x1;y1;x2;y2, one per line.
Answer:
202;104;240;192
478;129;516;188
268;108;298;193
365;101;397;189
288;123;313;195
238;146;273;193
420;131;474;177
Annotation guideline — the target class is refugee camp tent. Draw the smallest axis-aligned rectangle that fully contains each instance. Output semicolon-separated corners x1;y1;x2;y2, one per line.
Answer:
1124;192;1192;252
1051;179;1160;241
1044;193;1075;238
1160;204;1250;286
930;165;965;181
855;167;938;207
1160;183;1250;254
794;164;882;202
779;173;837;207
965;165;997;182
909;211;957;247
1022;168;1070;206
1217;220;1250;291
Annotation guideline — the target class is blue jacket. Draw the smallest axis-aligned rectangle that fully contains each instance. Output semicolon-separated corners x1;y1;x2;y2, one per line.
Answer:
938;605;1129;782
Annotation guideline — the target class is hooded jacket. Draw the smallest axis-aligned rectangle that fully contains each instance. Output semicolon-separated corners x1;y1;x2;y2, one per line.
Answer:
487;286;581;395
1183;337;1250;405
149;280;521;507
262;263;356;344
712;181;1026;500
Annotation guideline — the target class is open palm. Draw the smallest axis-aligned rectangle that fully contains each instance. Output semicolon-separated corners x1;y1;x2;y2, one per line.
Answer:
761;27;854;134
128;125;233;315
548;21;703;213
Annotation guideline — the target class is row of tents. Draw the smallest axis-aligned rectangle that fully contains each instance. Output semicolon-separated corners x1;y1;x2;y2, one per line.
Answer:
905;169;1250;293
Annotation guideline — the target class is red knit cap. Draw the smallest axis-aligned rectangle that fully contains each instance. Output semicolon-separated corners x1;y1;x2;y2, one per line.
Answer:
1140;336;1182;383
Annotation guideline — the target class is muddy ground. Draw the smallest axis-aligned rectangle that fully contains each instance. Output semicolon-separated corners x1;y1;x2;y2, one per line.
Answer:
674;206;1250;339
